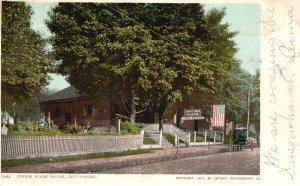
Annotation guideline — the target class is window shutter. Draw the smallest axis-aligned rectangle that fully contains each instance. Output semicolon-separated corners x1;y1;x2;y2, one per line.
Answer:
83;108;87;116
92;107;96;116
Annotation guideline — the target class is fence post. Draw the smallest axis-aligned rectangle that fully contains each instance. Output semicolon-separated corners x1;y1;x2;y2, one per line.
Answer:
159;129;162;147
204;130;207;143
222;132;224;144
118;119;121;135
175;133;178;147
214;132;216;144
141;129;144;148
186;132;190;147
1;125;8;135
193;131;196;143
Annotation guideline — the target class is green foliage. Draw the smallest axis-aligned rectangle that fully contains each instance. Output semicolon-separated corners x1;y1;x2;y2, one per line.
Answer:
7;121;61;134
190;133;214;142
223;135;231;144
8;121;40;132
248;130;257;139
46;3;238;128
190;134;205;142
249;70;260;132
215;68;252;124
7;123;23;131
64;124;84;134
6;122;143;136
143;133;156;145
249;137;257;143
163;133;176;146
121;121;142;135
163;133;184;145
7;130;64;136
24;121;39;131
1;2;51;124
1;149;153;168
86;129;121;136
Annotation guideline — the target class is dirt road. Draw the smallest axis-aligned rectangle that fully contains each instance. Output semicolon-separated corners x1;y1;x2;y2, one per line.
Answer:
2;145;259;175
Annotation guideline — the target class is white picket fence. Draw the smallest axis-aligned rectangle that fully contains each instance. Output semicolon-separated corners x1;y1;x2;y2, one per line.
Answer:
1;132;143;160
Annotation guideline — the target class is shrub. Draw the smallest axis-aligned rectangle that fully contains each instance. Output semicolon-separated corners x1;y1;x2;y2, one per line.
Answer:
86;129;113;136
38;125;51;132
121;122;142;135
38;123;58;132
24;121;39;131
223;135;231;144
8;121;40;132
7;130;64;136
249;130;257;139
64;124;83;134
8;122;24;131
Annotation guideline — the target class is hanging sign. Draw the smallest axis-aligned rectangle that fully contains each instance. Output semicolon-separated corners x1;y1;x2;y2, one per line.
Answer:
182;109;204;120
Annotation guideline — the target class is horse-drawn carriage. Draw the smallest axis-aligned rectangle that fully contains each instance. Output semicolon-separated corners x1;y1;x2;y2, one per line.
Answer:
229;127;253;151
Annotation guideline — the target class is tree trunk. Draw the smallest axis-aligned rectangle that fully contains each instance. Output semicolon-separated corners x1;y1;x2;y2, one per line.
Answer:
158;110;163;131
158;100;168;131
130;96;136;123
109;100;118;127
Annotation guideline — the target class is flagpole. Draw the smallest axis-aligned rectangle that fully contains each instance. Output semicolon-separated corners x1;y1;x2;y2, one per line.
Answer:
208;105;213;150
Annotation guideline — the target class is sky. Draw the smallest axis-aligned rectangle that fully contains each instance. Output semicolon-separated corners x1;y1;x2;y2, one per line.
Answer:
29;2;260;91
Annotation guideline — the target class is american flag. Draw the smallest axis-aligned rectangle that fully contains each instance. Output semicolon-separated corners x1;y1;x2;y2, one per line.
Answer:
211;105;225;127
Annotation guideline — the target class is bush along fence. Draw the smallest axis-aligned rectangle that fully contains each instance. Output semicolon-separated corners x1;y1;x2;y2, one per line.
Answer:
1;130;144;160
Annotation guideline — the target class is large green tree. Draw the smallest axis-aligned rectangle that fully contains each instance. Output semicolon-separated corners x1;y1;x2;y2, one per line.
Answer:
47;3;238;130
1;1;50;123
249;70;260;142
158;7;240;128
216;67;250;124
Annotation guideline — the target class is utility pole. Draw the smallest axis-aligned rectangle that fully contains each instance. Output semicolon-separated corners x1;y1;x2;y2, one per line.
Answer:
246;83;251;140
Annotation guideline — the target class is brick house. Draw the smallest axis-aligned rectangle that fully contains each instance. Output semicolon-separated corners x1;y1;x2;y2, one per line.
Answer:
40;86;113;129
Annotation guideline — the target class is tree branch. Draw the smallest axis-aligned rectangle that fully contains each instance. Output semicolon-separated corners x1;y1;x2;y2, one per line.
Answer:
136;109;146;114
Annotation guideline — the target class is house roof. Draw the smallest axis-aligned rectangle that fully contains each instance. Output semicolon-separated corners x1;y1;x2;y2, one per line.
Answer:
40;86;88;103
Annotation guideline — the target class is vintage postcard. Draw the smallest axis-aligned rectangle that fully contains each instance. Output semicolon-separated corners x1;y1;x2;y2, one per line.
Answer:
1;0;299;185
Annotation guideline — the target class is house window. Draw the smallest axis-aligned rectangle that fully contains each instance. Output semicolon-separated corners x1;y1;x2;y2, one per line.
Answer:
53;108;60;118
84;105;95;116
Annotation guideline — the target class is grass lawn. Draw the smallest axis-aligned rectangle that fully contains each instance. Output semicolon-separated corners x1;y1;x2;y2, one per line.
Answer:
163;133;175;146
163;133;185;146
1;149;153;168
143;134;156;145
190;135;205;142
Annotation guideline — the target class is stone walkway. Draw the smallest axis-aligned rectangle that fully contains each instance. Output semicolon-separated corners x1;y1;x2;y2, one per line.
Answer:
2;145;229;173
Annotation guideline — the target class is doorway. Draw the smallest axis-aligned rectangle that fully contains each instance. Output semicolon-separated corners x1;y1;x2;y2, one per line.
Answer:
65;113;71;125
